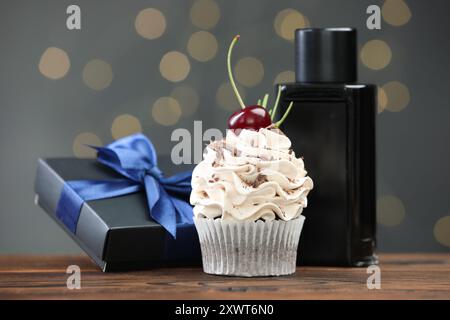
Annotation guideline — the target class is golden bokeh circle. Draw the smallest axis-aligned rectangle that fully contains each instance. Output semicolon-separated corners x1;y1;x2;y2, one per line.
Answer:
38;47;71;80
187;31;218;62
152;96;182;126
382;0;412;27
377;195;406;227
82;59;113;90
382;81;410;112
234;57;264;87
274;70;295;84
360;39;392;70
170;85;199;116
111;114;142;140
72;132;102;158
378;86;388;113
190;0;220;30
135;8;166;40
434;216;450;247
216;82;247;111
159;51;191;82
274;9;309;41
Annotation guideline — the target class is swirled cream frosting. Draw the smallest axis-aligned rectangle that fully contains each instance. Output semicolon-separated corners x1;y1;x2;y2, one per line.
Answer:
190;127;313;221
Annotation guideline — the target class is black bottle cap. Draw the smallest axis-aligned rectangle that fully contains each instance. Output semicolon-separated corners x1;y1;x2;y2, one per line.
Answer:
295;28;357;83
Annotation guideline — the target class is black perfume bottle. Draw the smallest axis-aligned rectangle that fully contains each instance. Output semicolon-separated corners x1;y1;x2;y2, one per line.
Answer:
277;28;377;266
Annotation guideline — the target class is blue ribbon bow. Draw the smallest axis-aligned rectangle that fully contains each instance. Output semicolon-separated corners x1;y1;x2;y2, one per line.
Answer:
55;133;193;238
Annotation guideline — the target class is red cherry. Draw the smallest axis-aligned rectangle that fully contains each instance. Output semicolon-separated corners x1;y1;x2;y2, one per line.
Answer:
227;105;272;130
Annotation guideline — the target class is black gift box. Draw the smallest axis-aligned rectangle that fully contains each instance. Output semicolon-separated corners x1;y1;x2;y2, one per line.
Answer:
34;158;201;272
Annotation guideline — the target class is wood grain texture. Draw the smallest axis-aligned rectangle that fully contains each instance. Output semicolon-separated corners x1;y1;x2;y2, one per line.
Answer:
0;254;449;300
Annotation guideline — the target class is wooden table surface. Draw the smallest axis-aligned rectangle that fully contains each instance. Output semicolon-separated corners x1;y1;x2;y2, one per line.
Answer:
0;253;449;300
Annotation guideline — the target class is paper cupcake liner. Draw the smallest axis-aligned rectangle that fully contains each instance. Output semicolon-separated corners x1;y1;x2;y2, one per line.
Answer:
194;216;305;277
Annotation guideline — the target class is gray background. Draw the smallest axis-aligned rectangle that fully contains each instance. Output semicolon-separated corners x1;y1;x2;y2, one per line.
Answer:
0;0;449;254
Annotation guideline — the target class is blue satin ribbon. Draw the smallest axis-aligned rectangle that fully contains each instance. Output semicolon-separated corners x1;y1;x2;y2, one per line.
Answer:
55;133;193;238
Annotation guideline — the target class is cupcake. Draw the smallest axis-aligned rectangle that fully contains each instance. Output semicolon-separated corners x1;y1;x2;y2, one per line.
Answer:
190;35;313;277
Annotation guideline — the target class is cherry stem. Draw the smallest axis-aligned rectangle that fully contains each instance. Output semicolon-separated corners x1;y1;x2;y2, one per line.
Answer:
275;101;294;127
262;94;269;108
270;85;282;121
227;35;246;110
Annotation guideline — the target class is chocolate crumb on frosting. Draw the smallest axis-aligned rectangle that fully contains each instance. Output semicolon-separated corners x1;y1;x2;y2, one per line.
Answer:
253;174;267;188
